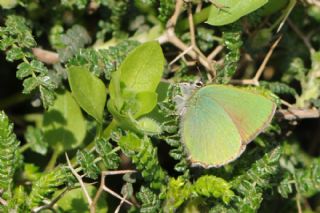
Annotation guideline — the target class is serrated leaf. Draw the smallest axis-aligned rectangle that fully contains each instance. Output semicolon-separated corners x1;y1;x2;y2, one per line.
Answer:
76;150;100;179
25;126;48;155
117;41;165;93
16;62;32;79
67;66;107;122
39;86;55;109
6;47;24;61
43;90;86;152
22;77;40;94
206;0;268;26
95;138;120;169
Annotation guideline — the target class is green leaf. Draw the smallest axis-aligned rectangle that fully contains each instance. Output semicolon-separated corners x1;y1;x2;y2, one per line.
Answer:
0;111;20;200
6;47;24;61
28;167;68;208
55;185;108;212
42;90;86;152
95;138;120;170
0;0;18;9
117;41;165;93
24;126;48;155
137;117;162;135
134;91;158;118
22;77;40;94
206;0;268;26
193;175;234;204
16;62;32;79
76;150;100;179
39;86;56;109
67;66;107;122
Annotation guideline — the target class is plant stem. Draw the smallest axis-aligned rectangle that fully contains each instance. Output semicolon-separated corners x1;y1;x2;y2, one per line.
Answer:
19;143;32;153
45;149;61;171
176;6;211;32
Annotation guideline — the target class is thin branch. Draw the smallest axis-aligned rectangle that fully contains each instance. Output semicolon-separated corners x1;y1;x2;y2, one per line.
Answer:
169;46;193;66
32;188;69;212
65;153;92;205
276;108;320;120
188;3;196;48
90;170;136;213
253;35;282;82
102;185;133;206
0;191;7;206
287;18;315;54
115;193;128;213
230;35;282;86
207;45;224;61
166;0;184;28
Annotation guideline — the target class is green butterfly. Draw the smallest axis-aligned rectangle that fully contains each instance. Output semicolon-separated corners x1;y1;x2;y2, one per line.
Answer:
175;84;276;168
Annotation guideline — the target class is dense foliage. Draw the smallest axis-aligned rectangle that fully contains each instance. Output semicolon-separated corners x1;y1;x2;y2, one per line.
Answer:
0;0;320;212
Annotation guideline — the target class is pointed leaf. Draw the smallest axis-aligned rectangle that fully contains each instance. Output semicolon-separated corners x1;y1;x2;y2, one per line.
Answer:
67;66;107;122
43;90;86;151
118;41;165;92
207;0;268;26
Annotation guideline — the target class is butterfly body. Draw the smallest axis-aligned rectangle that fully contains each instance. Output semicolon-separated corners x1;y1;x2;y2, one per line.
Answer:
179;84;276;168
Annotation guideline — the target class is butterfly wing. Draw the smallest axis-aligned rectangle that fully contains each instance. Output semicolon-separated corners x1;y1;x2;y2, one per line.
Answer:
201;85;276;144
181;85;276;167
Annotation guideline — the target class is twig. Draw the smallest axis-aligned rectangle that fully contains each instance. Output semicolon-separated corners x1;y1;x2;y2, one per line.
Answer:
188;3;196;48
230;35;282;86
169;46;193;66
207;45;224;61
253;35;282;82
32;188;69;212
90;170;136;213
287;18;315;54
276;108;320;120
0;189;7;206
115;193;128;213
65;153;92;205
32;48;59;64
166;0;184;28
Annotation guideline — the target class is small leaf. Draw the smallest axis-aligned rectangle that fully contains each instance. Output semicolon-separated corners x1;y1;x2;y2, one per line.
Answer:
22;77;40;94
39;86;56;109
68;66;107;122
76;150;100;179
43;90;86;152
118;41;165;93
24;126;48;155
134;91;158;118
16;62;32;79
137;117;162;135
95;138;120;170
207;0;268;26
6;47;24;61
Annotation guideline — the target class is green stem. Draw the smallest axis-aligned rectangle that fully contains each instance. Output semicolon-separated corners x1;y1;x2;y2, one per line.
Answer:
70;119;118;165
176;6;211;33
19;143;32;153
45;149;61;171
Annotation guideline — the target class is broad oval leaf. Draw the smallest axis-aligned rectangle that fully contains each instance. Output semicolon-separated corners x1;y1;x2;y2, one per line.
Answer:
55;185;108;212
118;41;165;92
206;0;268;26
43;90;86;152
68;66;107;122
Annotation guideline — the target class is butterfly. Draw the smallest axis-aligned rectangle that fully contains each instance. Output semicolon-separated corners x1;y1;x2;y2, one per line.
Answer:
174;83;276;168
